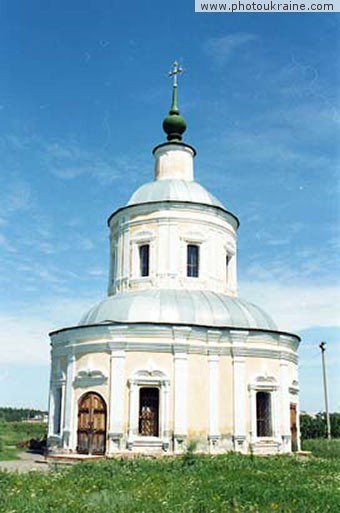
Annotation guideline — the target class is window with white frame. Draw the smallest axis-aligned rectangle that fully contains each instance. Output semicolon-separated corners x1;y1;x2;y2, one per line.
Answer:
256;391;272;437
187;244;199;277
139;244;150;277
111;248;116;283
128;370;170;447
226;253;230;284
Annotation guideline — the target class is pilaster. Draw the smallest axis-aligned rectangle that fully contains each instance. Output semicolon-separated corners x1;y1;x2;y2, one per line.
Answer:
231;331;248;452
173;327;191;452
62;352;76;451
280;360;291;452
127;379;138;449
108;349;126;452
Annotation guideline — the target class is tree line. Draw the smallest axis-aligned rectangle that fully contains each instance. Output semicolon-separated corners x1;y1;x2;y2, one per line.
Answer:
0;407;47;422
300;412;340;439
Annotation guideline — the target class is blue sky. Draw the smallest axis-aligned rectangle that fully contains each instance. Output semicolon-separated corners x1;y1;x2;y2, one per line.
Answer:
0;3;339;412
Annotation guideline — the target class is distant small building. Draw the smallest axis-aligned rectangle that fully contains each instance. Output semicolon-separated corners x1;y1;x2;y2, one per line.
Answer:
47;65;300;456
25;413;48;423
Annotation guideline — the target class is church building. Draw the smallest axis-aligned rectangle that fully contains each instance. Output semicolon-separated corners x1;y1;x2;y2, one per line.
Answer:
47;63;300;456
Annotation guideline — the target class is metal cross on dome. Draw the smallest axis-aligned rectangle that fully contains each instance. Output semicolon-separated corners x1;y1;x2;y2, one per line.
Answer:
168;61;183;88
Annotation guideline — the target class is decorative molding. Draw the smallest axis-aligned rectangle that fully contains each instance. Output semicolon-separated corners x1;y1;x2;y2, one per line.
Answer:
73;369;108;388
51;322;299;348
51;338;298;364
181;230;206;244
289;380;299;395
248;374;278;392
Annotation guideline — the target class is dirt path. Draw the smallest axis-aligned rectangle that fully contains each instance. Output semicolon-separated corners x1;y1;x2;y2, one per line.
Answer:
0;451;49;473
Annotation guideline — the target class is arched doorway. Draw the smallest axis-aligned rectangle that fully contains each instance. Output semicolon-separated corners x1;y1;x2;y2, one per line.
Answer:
77;392;107;455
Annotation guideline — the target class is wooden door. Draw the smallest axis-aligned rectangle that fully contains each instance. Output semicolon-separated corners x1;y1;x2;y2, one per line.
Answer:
77;392;106;455
139;387;159;437
290;403;297;449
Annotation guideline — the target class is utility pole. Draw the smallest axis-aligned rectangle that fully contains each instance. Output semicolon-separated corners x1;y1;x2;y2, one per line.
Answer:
319;341;331;440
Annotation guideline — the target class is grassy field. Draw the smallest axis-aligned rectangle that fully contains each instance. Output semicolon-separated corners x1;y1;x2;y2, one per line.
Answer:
0;447;340;513
302;438;340;459
0;421;46;460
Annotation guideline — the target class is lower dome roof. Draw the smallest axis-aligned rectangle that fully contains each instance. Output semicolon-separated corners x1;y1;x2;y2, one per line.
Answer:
79;289;277;331
127;179;224;208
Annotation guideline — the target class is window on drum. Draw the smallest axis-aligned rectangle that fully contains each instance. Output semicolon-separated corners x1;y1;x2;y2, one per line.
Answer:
139;244;150;277
187;244;199;277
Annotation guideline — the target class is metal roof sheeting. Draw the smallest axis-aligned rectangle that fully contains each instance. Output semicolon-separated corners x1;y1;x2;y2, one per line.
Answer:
79;289;277;330
127;179;224;208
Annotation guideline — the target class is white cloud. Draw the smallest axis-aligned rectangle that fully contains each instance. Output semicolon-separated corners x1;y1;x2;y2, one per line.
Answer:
204;33;258;65
44;141;144;185
0;296;96;364
1;179;34;215
239;280;340;332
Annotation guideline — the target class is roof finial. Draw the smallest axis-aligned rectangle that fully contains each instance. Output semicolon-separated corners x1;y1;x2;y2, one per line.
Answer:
163;61;187;141
168;61;183;88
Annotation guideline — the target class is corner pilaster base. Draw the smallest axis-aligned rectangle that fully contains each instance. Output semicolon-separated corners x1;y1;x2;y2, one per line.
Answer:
208;435;221;452
281;435;291;453
174;434;187;453
233;435;247;453
62;429;71;448
108;432;124;452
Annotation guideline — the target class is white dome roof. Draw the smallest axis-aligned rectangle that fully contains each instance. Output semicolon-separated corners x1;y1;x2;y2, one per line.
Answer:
127;179;224;208
79;289;277;331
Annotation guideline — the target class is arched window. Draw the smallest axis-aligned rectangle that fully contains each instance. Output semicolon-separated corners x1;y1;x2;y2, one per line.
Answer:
187;244;199;277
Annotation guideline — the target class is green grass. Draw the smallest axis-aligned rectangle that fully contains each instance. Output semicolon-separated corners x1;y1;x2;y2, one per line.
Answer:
0;452;340;513
302;438;340;459
0;421;46;461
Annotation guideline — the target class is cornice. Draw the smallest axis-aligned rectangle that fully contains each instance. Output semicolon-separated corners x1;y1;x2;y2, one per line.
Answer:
50;321;300;344
107;200;240;231
50;338;298;364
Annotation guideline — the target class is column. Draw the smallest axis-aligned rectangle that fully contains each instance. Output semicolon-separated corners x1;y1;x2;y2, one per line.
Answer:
47;356;57;438
172;327;191;452
272;386;281;442
62;352;76;451
208;353;220;450
231;330;248;452
157;220;168;284
108;350;126;452
168;222;178;279
233;355;246;451
122;226;129;289
249;385;257;445
230;254;237;294
127;380;138;449
161;381;170;450
47;386;55;438
174;352;188;451
280;360;290;452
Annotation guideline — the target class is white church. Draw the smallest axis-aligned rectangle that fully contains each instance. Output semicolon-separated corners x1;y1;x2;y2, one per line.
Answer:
47;63;300;456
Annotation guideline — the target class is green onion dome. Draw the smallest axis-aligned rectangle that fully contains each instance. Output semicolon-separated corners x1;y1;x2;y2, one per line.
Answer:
162;82;187;142
163;112;187;141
